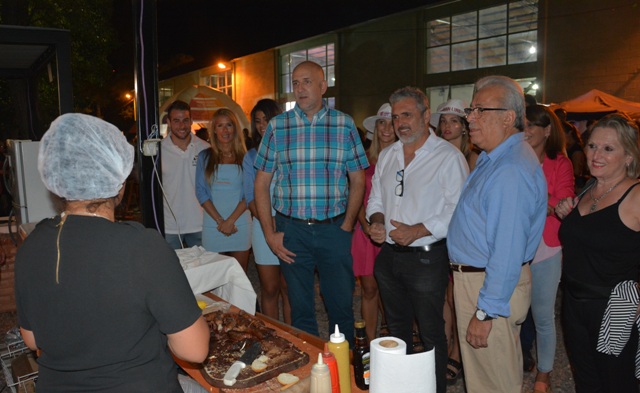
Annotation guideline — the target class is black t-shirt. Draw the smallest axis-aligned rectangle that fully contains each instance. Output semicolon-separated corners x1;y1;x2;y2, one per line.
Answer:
15;215;202;392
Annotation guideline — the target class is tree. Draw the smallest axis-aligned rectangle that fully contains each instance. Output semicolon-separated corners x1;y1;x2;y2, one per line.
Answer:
0;0;120;138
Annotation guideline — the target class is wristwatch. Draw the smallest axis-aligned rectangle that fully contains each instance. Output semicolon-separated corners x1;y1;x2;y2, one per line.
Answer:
475;308;494;321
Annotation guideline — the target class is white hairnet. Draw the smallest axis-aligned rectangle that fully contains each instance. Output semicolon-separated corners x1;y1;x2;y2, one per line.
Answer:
38;113;134;201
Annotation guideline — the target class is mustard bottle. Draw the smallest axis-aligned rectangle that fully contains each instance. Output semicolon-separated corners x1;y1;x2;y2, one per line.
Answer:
327;324;351;393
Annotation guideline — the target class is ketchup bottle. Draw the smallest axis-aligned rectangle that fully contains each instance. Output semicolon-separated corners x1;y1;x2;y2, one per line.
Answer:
322;343;341;393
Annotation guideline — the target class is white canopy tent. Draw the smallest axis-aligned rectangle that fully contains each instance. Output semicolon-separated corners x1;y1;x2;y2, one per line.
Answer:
159;85;250;136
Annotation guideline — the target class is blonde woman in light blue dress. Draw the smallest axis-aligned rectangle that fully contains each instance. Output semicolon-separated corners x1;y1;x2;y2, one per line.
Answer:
196;108;251;271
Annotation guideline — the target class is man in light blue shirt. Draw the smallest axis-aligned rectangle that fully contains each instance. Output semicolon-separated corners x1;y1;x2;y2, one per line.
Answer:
448;75;547;393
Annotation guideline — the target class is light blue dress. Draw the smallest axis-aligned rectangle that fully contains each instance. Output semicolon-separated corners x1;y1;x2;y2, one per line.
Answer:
196;150;251;252
242;149;278;265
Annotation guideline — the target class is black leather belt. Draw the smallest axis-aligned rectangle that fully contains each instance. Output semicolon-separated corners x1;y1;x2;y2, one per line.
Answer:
276;212;345;225
450;260;532;273
450;263;486;273
386;238;446;253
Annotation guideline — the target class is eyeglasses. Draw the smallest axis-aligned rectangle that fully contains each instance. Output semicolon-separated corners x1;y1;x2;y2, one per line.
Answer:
463;107;508;118
395;170;404;197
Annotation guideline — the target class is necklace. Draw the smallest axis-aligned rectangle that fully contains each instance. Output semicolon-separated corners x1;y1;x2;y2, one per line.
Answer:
62;210;113;221
589;178;626;212
221;151;233;158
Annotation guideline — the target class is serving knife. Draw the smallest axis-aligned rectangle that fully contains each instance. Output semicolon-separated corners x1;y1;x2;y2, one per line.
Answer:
223;341;262;386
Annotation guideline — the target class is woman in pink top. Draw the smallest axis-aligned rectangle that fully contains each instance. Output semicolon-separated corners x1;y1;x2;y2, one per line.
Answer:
524;104;575;393
351;103;397;342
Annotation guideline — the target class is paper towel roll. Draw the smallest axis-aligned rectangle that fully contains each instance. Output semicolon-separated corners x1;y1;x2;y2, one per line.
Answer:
369;337;436;393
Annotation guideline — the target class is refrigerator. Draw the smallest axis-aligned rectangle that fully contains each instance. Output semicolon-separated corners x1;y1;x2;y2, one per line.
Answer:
5;140;59;227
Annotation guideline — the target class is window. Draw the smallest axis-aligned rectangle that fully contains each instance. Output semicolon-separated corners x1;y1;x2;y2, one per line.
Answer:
426;0;538;73
427;84;475;111
204;70;233;97
427;77;538;110
159;87;173;103
280;43;335;94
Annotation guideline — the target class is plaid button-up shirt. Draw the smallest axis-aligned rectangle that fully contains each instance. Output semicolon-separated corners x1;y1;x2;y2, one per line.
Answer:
254;104;368;220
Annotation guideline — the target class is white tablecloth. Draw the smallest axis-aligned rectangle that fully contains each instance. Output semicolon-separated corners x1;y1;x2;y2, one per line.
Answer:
176;246;256;314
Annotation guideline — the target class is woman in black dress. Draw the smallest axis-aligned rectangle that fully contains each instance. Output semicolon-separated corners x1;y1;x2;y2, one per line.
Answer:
555;114;640;392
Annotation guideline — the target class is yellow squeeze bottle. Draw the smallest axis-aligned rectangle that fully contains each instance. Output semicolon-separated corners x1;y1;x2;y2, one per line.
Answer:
327;324;351;393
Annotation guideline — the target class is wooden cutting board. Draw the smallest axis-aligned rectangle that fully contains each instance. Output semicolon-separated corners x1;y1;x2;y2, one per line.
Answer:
175;294;365;392
199;309;310;390
202;334;309;389
178;330;318;392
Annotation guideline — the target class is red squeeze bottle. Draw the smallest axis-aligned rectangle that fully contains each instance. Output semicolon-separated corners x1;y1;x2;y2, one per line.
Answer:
322;343;341;393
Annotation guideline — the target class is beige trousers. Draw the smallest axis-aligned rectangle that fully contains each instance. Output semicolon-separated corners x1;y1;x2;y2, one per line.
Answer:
453;264;531;393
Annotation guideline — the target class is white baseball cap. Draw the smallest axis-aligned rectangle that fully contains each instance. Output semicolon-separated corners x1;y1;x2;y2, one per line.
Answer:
363;103;392;138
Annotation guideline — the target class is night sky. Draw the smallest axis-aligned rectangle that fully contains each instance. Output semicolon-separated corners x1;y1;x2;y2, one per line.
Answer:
112;0;433;75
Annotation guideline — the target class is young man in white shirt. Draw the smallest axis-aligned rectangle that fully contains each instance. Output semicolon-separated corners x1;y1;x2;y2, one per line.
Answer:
161;100;210;249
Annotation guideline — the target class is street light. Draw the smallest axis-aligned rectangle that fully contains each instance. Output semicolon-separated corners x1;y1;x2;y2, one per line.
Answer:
123;91;136;121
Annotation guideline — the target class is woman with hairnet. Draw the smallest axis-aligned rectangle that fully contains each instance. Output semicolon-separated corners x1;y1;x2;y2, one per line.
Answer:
14;114;210;392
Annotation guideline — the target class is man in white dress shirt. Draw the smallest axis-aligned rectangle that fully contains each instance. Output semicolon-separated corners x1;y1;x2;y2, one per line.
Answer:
367;86;468;393
161;100;210;249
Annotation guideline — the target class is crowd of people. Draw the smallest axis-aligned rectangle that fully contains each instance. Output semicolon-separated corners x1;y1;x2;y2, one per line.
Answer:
13;60;640;392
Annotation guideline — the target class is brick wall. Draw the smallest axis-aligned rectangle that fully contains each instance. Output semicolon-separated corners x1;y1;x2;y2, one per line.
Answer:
0;235;21;313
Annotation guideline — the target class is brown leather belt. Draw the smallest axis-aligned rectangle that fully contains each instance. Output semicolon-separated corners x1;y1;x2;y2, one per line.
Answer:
276;212;345;225
450;260;531;273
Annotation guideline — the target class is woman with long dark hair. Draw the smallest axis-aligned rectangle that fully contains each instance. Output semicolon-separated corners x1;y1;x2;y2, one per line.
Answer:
243;99;291;323
524;104;575;393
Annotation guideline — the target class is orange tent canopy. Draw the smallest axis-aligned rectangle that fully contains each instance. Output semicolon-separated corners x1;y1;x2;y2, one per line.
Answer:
551;89;640;119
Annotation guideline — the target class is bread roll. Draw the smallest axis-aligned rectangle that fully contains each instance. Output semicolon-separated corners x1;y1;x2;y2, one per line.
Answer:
277;373;299;386
251;359;268;373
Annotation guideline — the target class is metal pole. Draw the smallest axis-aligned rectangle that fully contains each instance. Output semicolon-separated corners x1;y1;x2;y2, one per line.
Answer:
131;0;164;232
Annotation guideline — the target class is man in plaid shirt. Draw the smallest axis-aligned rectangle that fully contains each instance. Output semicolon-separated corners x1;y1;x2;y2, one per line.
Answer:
254;61;368;344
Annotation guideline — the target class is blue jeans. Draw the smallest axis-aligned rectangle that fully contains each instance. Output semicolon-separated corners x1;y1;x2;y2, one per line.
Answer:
530;251;562;373
276;214;355;345
520;308;535;354
165;232;202;250
374;243;449;393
